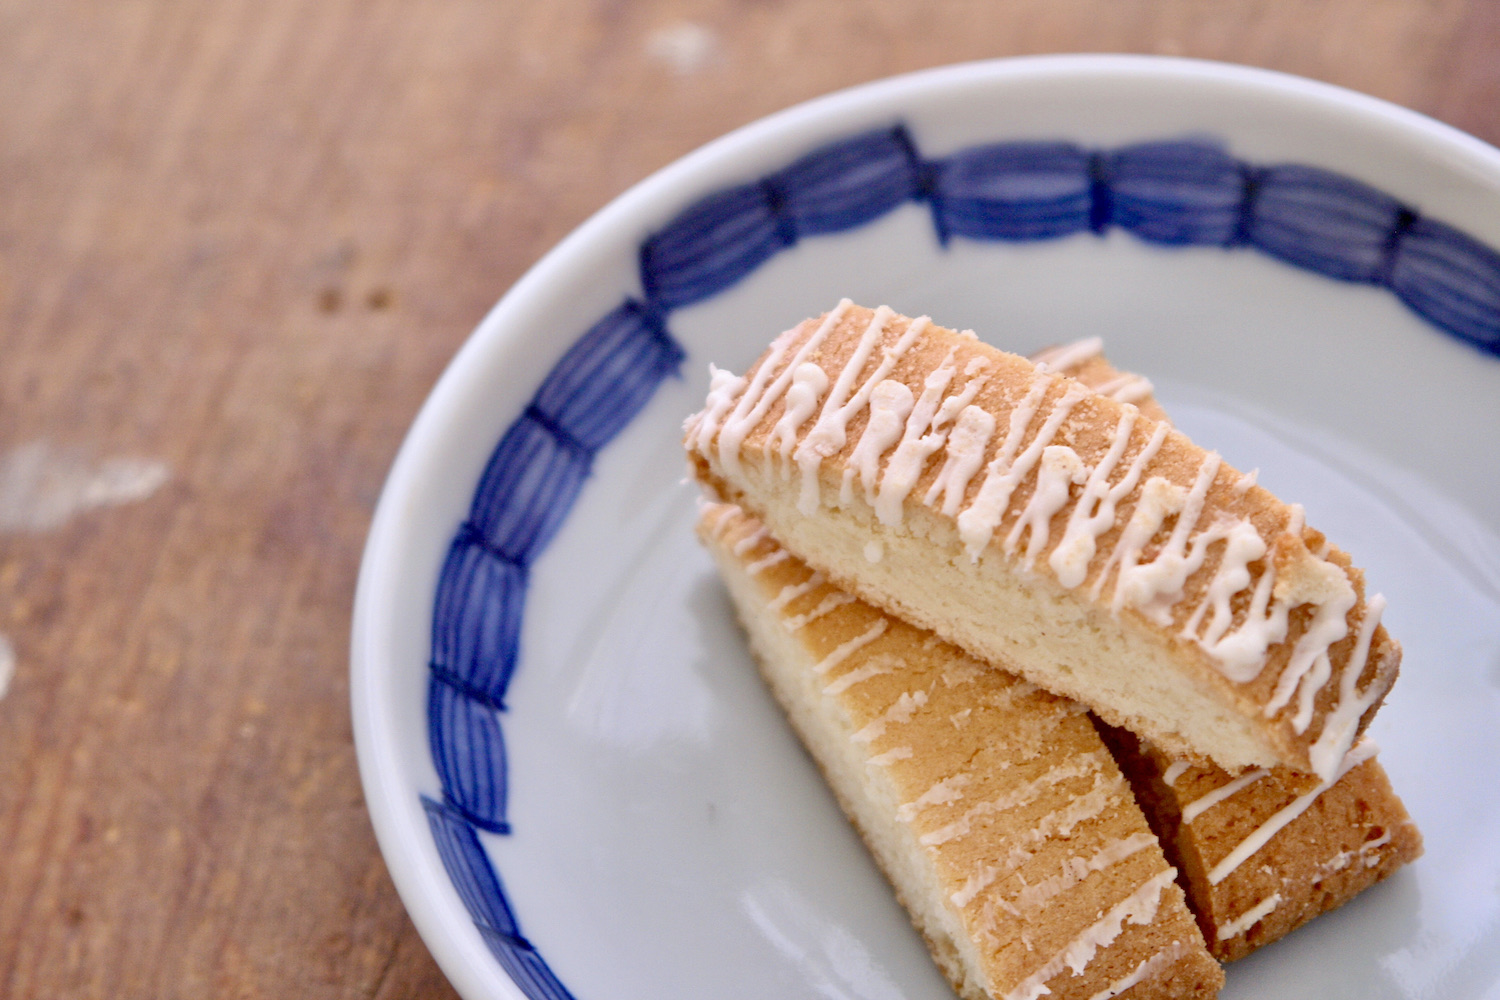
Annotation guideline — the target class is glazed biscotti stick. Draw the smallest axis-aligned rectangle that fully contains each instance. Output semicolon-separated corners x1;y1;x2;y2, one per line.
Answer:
1037;344;1424;957
1096;722;1422;962
699;502;1224;1000
684;301;1399;781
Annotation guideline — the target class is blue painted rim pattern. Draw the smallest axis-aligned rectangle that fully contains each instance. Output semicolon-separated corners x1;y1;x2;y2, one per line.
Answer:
420;123;1500;1000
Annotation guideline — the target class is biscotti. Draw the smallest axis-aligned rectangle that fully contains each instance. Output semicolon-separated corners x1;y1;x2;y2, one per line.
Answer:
699;501;1224;1000
685;301;1400;781
1097;723;1422;961
1034;342;1423;958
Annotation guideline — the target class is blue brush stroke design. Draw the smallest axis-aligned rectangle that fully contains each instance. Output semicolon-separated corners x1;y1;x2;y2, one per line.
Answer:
1245;164;1409;282
431;528;528;707
423;796;524;935
928;141;1094;243
429;674;511;833
423;122;1500;1000
1389;215;1500;353
1105;140;1245;246
768;125;925;237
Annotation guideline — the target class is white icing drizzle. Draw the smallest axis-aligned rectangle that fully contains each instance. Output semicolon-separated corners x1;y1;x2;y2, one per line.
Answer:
794;308;930;514
1031;337;1103;372
950;846;1034;908
863;539;884;563
867;746;913;767
1176;509;1368;689
958;380;1089;560
923;405;996;516
745;548;791;575
703;501;737;539
716;300;852;477
1207;739;1379;885
1001;869;1177;1000
1048;410;1134;587
689;364;746;455
731;524;769;557
874;352;991;526
1319;827;1396;877
1218;892;1282;941
919;753;1102;847
1039;774;1126;839
1010;833;1157;912
1355;830;1395;870
852;689;928;744
767;571;824;612
842;379;914;506
1263;558;1357;731
1232;468;1259;495
1180;519;1271;657
811;619;887;674
1162;760;1190;787
949;774;1124;910
897;771;971;821
1180;768;1269;824
770;363;831;466
1112;453;1222;623
1307;595;1389;781
781;591;856;632
1006;445;1089;569
1092;372;1155;405
823;660;890;695
1085;941;1186;1000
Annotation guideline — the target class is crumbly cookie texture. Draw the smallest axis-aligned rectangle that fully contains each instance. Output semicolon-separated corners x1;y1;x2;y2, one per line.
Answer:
1097;722;1422;962
685;301;1399;781
700;501;1223;1000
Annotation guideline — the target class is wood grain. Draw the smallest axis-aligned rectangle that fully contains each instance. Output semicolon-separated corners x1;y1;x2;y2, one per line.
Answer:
0;1;1494;997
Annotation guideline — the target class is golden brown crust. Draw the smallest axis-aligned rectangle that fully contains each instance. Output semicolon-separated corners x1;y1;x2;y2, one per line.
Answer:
699;501;1223;1000
685;303;1399;779
1097;722;1423;962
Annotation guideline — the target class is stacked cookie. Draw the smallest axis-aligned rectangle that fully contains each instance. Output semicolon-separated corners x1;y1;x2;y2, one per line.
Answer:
685;303;1421;998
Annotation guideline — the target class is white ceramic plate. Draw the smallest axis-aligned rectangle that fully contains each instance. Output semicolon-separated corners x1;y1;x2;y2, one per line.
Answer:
352;55;1500;1000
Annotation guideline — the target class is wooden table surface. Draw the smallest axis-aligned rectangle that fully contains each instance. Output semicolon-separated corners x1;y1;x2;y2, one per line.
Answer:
2;2;1496;996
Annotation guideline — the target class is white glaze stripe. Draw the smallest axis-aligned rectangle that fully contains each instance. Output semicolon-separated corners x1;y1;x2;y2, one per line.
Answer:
745;548;791;575
874;351;990;525
1180;768;1269;824
958;380;1088;560
1217;892;1282;940
731;524;768;556
1207;739;1378;885
782;591;856;632
717;300;852;477
1308;595;1389;780
811;620;887;675
919;753;1102;847
950;773;1127;912
1011;832;1157;912
823;660;890;695
1005;445;1088;568
1001;869;1177;1000
1263;557;1356;727
795;309;930;514
1085;941;1186;1000
922;404;997;517
1031;337;1103;372
853;690;929;745
767;571;824;612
